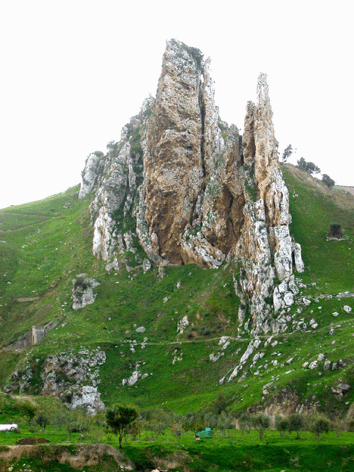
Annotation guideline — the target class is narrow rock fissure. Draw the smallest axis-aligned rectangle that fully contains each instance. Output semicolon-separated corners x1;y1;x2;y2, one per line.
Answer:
198;80;206;179
225;188;239;244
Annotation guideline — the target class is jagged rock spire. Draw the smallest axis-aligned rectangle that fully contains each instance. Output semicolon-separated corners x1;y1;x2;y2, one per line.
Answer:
79;42;304;336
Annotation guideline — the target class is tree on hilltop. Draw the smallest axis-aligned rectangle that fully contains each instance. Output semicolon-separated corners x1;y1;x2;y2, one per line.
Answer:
297;157;321;175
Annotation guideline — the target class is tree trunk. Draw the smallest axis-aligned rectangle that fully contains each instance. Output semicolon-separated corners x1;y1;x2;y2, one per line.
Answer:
119;434;122;449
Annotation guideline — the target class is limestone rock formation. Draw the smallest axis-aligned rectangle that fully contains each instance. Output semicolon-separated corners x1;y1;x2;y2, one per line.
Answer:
67;385;105;416
4;348;106;412
71;275;100;310
79;39;304;334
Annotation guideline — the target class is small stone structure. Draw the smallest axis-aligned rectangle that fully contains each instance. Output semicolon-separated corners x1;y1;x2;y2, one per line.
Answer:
4;321;58;351
32;325;45;344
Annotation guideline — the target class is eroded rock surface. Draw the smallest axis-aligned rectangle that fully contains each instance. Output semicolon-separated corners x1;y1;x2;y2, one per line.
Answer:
79;39;304;334
71;276;100;310
5;349;106;414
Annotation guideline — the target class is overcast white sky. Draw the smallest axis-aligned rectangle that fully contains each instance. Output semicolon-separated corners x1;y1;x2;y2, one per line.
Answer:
0;0;352;209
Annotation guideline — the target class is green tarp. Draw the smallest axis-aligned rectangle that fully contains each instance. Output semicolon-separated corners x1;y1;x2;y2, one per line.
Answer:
196;427;212;438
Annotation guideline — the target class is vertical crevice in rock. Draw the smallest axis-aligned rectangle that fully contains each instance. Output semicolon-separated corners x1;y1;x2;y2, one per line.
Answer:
198;81;206;179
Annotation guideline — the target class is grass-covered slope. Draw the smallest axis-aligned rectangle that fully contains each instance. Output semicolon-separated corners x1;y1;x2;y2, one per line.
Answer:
282;164;354;294
0;165;354;419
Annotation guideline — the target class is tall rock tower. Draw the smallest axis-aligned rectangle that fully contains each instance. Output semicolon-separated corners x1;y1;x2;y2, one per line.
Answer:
79;39;304;334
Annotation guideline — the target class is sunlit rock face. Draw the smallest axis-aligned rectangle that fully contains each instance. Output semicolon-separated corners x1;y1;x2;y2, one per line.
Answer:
143;39;245;268
79;39;304;332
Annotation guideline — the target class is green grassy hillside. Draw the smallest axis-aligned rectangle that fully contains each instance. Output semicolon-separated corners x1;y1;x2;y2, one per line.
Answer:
0;165;354;419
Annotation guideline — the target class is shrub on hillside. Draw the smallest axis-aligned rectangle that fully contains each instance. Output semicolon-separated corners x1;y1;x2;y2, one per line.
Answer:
328;224;343;239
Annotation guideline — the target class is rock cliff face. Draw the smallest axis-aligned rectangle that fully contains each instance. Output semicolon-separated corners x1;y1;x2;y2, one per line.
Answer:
79;39;304;333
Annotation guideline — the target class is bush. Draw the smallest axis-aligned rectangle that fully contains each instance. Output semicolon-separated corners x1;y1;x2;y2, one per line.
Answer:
328;224;343;239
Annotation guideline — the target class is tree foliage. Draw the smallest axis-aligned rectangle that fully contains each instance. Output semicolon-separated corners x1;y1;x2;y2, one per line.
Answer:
18;401;37;424
238;412;252;436
106;403;139;448
310;415;331;440
289;413;306;439
35;410;50;433
252;413;271;439
322;174;335;188
282;144;295;162
297;157;321;175
275;415;290;438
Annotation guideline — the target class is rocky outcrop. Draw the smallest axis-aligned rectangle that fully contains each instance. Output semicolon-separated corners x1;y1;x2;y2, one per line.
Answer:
79;39;304;333
68;385;105;415
4;349;106;414
41;349;106;414
142;40;244;267
79;99;153;262
71;274;100;310
234;74;304;333
41;349;106;394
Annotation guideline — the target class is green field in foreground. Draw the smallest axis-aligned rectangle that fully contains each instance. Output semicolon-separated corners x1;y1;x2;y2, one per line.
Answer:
1;428;354;472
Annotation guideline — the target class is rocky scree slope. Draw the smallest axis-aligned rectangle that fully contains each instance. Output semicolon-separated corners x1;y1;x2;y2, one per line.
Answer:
80;39;304;336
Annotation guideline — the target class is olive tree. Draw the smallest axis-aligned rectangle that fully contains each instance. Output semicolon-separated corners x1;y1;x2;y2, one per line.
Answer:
35;410;50;433
252;413;271;439
106;403;139;448
289;413;306;439
275;415;290;438
310;415;331;440
238;412;252;437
